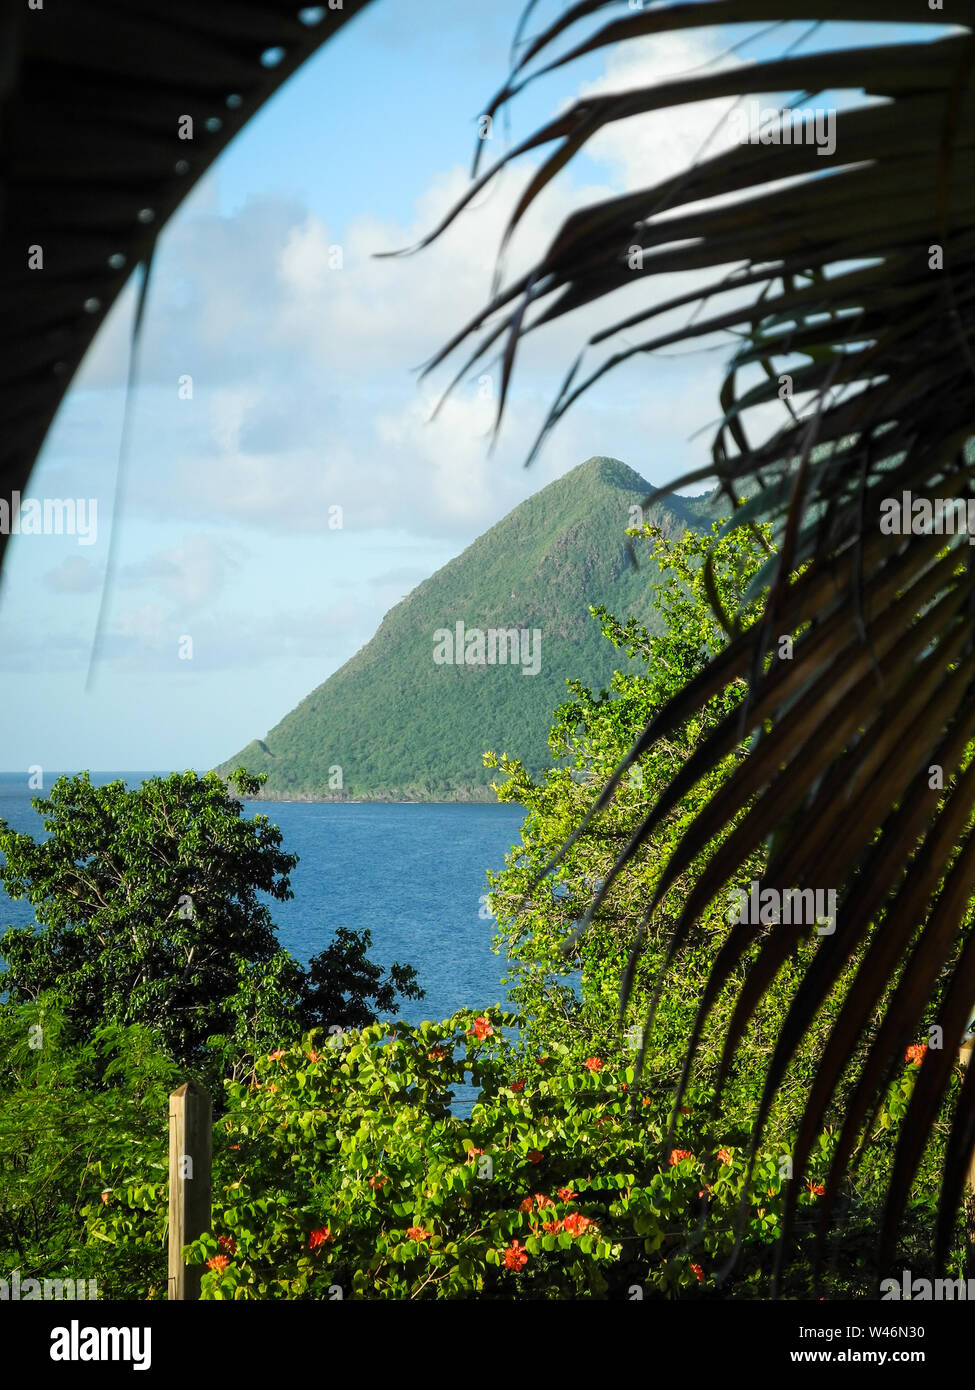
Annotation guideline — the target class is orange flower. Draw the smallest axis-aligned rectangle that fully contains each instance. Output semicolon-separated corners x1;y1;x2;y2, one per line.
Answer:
427;1045;449;1061
519;1197;534;1213
466;1147;485;1164
510;1079;526;1092
905;1043;927;1066
717;1148;732;1165
100;1191;110;1204
468;1016;493;1041
563;1212;597;1237
534;1193;553;1208
406;1225;430;1241
228;1143;241;1151
305;1049;320;1063
807;1180;825;1197
536;1054;550;1066
308;1226;333;1249
217;1235;236;1254
369;1174;387;1190
504;1240;528;1270
527;1149;543;1164
641;1097;651;1107
557;1186;576;1201
690;1262;704;1283
669;1149;695;1166
542;1219;563;1234
583;1057;603;1072
268;1049;286;1062
206;1255;230;1273
681;1105;691;1115
620;1082;629;1091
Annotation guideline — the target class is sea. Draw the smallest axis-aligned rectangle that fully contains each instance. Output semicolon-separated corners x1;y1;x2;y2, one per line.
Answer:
0;772;527;1024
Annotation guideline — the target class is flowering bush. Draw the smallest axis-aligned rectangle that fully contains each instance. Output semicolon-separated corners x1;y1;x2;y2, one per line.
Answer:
84;1008;923;1299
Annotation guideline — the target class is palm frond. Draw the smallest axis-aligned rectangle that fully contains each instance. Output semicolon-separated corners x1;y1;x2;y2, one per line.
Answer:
431;2;975;1274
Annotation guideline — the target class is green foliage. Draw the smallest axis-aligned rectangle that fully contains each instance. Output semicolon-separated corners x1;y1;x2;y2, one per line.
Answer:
0;996;176;1294
484;521;773;1096
217;457;715;801
88;1015;954;1300
0;769;422;1082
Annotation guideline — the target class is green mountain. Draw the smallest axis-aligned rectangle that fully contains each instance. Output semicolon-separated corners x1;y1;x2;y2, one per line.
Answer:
216;457;714;800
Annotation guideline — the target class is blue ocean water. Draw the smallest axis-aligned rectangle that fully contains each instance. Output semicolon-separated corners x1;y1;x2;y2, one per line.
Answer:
0;772;525;1023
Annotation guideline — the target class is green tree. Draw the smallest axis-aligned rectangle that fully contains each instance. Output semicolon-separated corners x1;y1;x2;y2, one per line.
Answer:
0;769;421;1078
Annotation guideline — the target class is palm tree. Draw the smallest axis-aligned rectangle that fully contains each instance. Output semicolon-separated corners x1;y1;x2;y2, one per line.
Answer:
423;2;975;1275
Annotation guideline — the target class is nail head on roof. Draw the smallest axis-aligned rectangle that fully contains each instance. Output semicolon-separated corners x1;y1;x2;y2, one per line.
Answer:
174;159;190;176
205;116;222;133
137;208;155;223
108;253;126;269
83;297;101;314
226;93;243;109
260;46;286;67
299;6;326;22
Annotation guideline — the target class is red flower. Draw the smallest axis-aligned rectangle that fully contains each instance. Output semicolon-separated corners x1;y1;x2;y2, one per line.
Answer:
620;1082;629;1091
217;1235;236;1254
305;1049;320;1063
669;1149;695;1166
519;1196;534;1213
466;1147;485;1164
206;1254;230;1273
905;1043;927;1066
807;1180;825;1197
369;1174;387;1190
504;1240;528;1270
717;1148;732;1165
534;1193;553;1208
563;1212;597;1237
583;1057;603;1072
100;1191;110;1204
680;1105;691;1115
406;1225;430;1241
557;1186;576;1201
268;1049;286;1062
527;1149;543;1164
542;1219;563;1234
641;1097;651;1107
510;1078;526;1093
427;1045;449;1061
536;1054;551;1065
468;1016;493;1041
308;1226;333;1249
690;1262;704;1283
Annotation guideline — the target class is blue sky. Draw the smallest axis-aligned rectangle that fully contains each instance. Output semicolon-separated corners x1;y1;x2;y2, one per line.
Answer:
0;4;945;772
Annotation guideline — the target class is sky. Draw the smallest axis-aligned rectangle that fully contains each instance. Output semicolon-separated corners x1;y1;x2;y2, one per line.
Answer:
0;3;946;772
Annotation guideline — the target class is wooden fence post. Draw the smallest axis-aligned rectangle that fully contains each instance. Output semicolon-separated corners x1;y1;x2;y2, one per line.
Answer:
168;1081;212;1301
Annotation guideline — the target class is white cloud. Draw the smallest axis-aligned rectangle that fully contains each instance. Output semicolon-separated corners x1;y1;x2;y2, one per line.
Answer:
120;534;242;609
43;555;101;594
